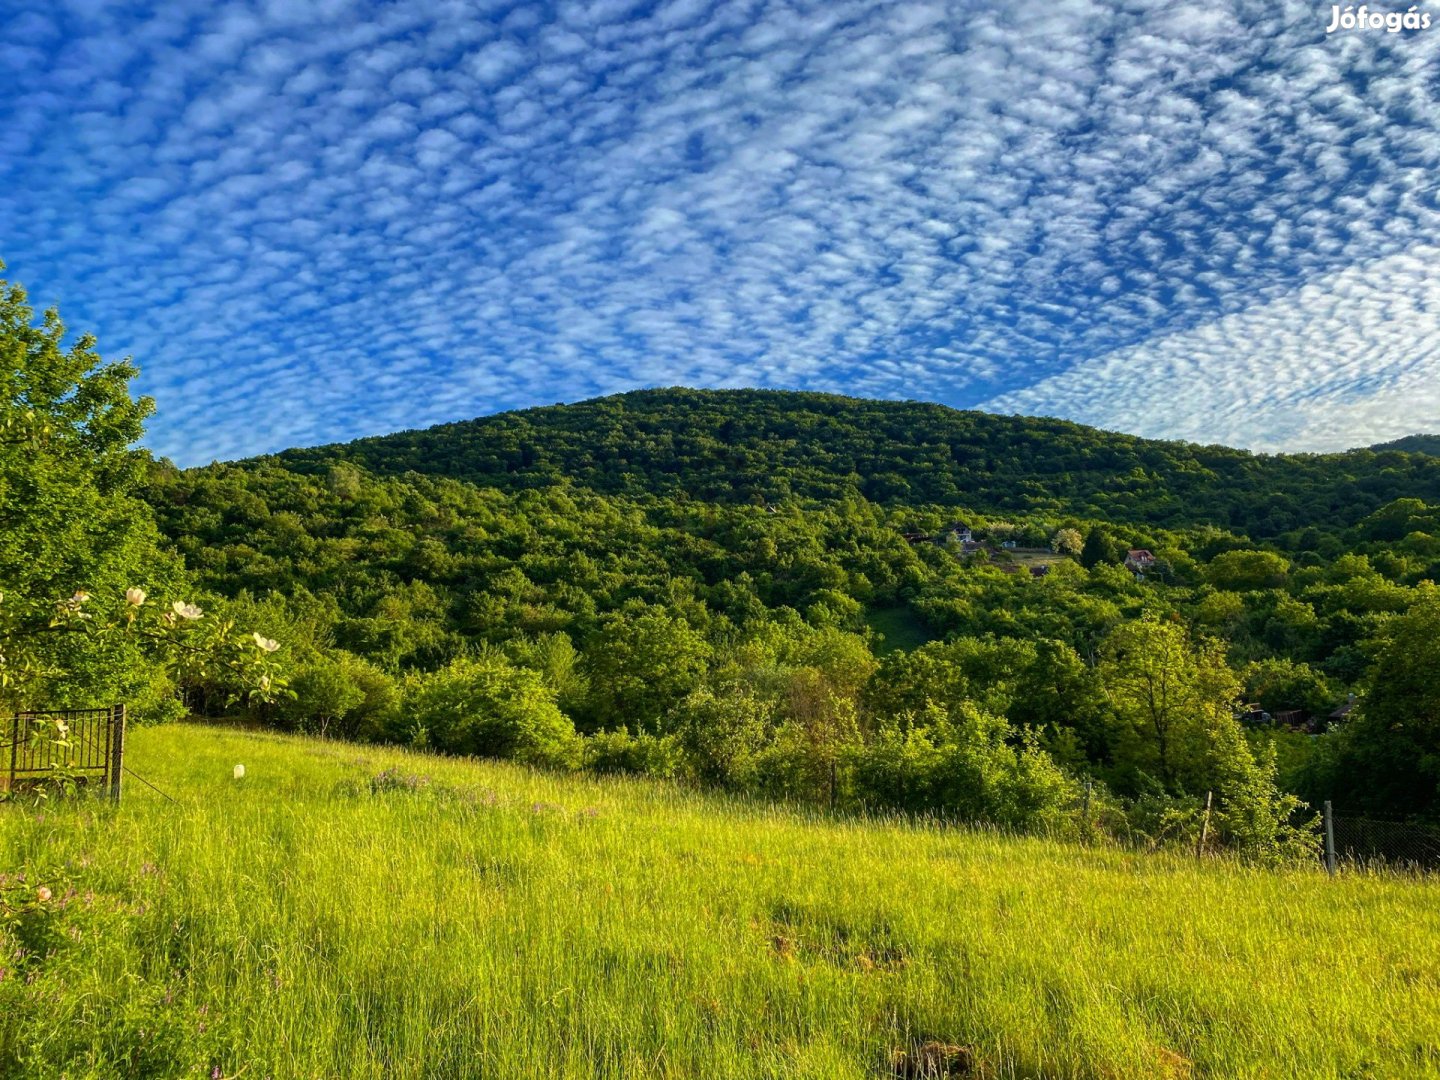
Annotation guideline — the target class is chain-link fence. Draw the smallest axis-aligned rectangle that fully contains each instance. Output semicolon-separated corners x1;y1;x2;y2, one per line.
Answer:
1325;804;1440;872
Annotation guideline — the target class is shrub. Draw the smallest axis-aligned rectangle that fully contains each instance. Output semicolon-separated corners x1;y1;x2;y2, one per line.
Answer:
583;728;683;778
397;655;580;769
853;703;1080;830
672;687;771;789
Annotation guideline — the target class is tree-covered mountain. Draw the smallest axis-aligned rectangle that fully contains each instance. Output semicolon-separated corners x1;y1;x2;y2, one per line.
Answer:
271;388;1440;542
1371;434;1440;456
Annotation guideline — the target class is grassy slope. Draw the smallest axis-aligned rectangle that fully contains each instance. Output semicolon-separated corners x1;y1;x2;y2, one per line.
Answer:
3;725;1439;1080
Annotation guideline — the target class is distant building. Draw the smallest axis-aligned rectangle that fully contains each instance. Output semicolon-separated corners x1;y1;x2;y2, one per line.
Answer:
1272;709;1312;733
1238;703;1272;726
1124;549;1157;572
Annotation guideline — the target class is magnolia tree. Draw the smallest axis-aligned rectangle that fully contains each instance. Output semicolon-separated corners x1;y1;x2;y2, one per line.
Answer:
0;587;286;711
0;585;288;799
0;264;286;771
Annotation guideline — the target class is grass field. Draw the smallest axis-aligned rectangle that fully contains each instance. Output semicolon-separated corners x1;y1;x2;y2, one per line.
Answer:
3;724;1439;1079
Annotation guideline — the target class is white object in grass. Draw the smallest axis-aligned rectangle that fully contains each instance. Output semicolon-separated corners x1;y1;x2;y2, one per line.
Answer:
233;764;246;780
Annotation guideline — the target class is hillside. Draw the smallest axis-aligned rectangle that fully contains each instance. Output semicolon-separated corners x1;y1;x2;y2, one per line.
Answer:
141;384;1440;827
1372;434;1440;456
272;388;1440;540
3;724;1438;1079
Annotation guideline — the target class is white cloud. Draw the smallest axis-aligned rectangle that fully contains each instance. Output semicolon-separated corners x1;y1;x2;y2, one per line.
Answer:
0;0;1437;464
985;244;1440;451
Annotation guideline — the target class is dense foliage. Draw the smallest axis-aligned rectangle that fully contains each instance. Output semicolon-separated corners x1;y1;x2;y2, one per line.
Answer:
8;263;1440;848
147;424;1440;844
276;387;1440;542
0;268;280;722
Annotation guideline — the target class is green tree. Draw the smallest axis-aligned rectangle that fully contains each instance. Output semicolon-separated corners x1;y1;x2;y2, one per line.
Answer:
0;265;184;713
1241;658;1335;718
1099;616;1311;856
1329;586;1440;818
399;653;579;768
280;650;395;739
1098;616;1239;792
583;604;711;732
1206;550;1290;591
1080;528;1124;568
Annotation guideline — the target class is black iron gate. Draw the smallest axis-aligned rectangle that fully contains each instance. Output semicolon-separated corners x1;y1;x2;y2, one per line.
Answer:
1;705;125;801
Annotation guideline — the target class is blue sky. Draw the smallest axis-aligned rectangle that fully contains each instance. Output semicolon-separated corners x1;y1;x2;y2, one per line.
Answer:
3;0;1439;465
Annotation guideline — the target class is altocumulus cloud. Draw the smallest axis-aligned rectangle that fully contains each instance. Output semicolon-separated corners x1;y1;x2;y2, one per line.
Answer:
2;0;1438;463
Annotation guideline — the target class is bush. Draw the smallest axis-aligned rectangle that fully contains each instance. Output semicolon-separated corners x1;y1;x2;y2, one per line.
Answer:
923;704;1079;830
278;650;397;739
672;687;771;789
397;655;580;769
853;703;1080;830
583;728;683;778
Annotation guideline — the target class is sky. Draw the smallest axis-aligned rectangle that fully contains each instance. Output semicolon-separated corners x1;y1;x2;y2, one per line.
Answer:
3;0;1439;465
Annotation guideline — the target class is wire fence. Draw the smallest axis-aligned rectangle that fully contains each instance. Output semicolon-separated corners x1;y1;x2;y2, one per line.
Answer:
1326;805;1440;872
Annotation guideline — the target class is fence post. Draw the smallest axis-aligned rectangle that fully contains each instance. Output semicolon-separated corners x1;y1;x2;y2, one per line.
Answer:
109;704;125;803
7;714;17;796
1324;800;1337;875
1197;790;1213;859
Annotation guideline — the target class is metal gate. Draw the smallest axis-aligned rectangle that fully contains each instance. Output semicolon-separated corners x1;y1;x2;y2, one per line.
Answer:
1;705;125;801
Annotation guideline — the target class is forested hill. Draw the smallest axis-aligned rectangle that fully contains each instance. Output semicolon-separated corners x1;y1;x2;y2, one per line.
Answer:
1371;434;1440;456
272;388;1440;541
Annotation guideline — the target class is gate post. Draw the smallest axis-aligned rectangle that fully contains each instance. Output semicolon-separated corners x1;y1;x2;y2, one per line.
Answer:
109;704;125;803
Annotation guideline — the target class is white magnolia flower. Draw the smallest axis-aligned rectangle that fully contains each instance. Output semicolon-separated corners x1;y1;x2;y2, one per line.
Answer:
171;601;203;620
252;633;280;653
125;587;147;607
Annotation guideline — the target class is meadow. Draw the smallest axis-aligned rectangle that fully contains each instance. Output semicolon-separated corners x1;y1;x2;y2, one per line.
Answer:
2;724;1438;1080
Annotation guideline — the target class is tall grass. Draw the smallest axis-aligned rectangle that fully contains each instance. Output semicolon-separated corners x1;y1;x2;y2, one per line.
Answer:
3;723;1438;1079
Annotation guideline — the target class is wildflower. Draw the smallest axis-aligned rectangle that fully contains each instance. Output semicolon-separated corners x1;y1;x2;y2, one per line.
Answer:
125;587;147;606
252;632;279;653
35;887;51;903
171;601;203;620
